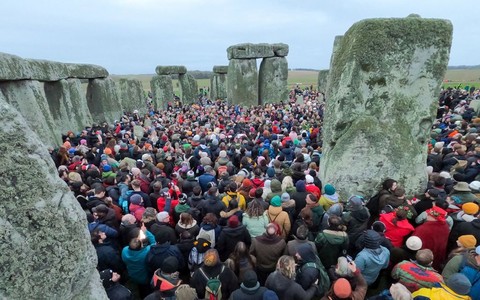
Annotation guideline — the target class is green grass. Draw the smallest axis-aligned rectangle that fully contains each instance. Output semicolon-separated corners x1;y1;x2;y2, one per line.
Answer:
111;69;480;95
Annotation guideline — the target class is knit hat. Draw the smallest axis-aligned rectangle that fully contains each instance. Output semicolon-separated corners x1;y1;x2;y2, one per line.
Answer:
406;236;423;251
266;167;275;178
249;188;257;199
203;249;219;267
462;202;479;215
99;269;114;289
186;170;195;179
347;196;363;212
371;221;386;233
305;175;314;184
364;230;381;249
161;256;179;274
219;150;227;158
281;192;290;202
156;211;170;222
333;278;352;298
103;164;111;172
447;273;471;295
228;215;240;228
324;184;336;196
130;194;143;205
458;235;477;248
242;270;259;289
271;195;282;207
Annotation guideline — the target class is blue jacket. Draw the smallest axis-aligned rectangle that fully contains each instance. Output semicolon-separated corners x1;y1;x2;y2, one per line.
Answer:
121;245;151;284
198;173;217;193
355;246;390;285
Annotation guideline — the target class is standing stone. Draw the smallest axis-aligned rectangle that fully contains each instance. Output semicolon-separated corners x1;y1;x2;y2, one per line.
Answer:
86;77;123;124
0;98;107;299
119;78;145;114
320;17;453;200
150;75;173;110
179;73;198;104
155;65;187;75
0;80;60;146
258;57;288;104
317;69;329;93
325;35;343;97
227;43;274;59
212;65;228;74
227;59;258;105
65;79;94;131
211;73;227;100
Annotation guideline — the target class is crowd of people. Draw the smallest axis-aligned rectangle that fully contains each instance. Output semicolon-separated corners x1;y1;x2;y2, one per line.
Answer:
52;86;480;300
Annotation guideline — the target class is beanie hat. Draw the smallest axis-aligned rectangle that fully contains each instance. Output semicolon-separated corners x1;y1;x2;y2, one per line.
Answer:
364;230;381;249
99;269;115;289
130;194;143;205
187;170;195;179
104;148;112;155
371;221;386;233
249;188;257;199
266;167;275;178
271;195;282;207
458;235;477;248
281;192;290;202
347;196;363;212
333;278;352;298
242;270;259;289
219;150;227;158
103;164;111;172
161;256;179;274
228;215;240;228
305;175;314;184
203;249;219;267
406;236;423;251
324;184;336;196
156;211;170;222
447;273;472;295
462;202;479;215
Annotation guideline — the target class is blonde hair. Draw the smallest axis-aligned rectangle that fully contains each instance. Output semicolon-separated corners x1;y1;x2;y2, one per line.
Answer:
276;255;296;279
281;176;294;192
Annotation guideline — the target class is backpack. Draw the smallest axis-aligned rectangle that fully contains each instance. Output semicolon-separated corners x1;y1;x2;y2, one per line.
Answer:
268;213;282;236
365;192;381;216
119;190;133;214
199;265;224;300
217;165;228;177
301;261;331;296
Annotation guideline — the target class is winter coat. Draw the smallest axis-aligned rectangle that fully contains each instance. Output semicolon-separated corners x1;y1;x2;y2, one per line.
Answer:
265;179;283;203
217;225;252;261
242;212;270;238
229;284;270;300
129;203;146;223
175;220;200;239
321;269;368;300
292;181;308;217
412;283;472;300
222;191;247;210
380;212;415;247
267;205;291;239
150;222;177;245
121;245;151;285
250;233;286;271
413;220;450;271
310;205;326;235
450;191;479;205
190;263;239;300
95;243;124;273
146;243;185;276
181;178;200;197
296;244;328;292
354;246;390;285
198;223;222;248
265;270;317;300
448;219;480;254
199;195;227;219
391;260;444;292
198;173;217;193
315;229;349;269
442;249;480;299
343;207;370;250
318;194;339;210
104;283;133;300
286;237;317;256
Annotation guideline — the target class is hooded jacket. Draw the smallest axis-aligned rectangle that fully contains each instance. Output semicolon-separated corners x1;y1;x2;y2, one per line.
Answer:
266;179;283;203
242;212;270;238
265;270;317;300
217;225;252;261
380;212;415;247
267;205;291;239
296;243;328;292
121;245;151;284
315;229;349;269
343;207;370;248
146;243;185;276
354;246;390;285
292;180;308;217
413;220;450;271
250;233;286;271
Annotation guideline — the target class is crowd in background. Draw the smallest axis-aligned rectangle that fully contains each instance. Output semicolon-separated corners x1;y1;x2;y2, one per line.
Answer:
52;86;480;300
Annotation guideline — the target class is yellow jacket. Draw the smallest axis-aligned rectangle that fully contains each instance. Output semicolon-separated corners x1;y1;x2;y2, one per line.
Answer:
412;283;471;300
221;191;247;210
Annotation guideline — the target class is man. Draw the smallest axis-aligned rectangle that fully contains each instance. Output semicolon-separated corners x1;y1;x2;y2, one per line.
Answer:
222;182;247;210
146;230;185;279
412;273;472;300
391;249;444;292
354;230;390;285
198;166;217;193
91;229;124;273
296;243;330;297
442;246;480;299
99;269;133;300
150;212;177;245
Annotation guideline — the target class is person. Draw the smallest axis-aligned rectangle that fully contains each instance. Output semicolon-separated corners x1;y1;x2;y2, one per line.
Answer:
150;211;177;245
295;243;330;296
391;249;444;292
99;269;133;300
265;255;318;300
198;213;222;248
367;178;397;223
342;196;370;253
222;182;247;210
146;229;185;278
447;235;477;261
217;215;251;261
229;270;275;300
190;249;239;300
412;273;472;299
286;225;317;256
442;246;480;299
249;223;286;285
315;215;349;269
318;183;339;210
354;230;390;285
389;236;423;271
321;261;368;300
242;199;270;238
91;229;124;273
266;195;291;239
225;241;257;282
144;257;182;300
413;206;450;271
175;212;200;238
380;206;415;247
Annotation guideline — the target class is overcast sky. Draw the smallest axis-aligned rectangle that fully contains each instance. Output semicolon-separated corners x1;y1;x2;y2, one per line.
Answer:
1;0;477;74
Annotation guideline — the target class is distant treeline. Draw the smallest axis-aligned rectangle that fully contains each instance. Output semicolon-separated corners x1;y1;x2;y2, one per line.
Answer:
447;65;480;70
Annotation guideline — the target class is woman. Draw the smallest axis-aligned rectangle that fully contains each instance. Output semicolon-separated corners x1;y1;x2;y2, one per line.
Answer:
367;178;398;224
265;255;318;300
315;215;349;269
175;212;199;238
380;206;415;247
267;195;291;239
281;176;296;195
242;200;269;238
198;213;221;248
224;241;256;282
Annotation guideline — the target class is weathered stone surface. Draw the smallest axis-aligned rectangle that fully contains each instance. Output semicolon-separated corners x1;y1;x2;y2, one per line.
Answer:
317;69;329;93
155;65;187;75
213;65;228;74
272;43;289;57
86;77;123;124
119;78;145;114
320;17;453;200
227;43;274;59
325;35;343;97
178;73;198;104
227;59;258;105
259;57;288;104
0;80;61;146
0;97;107;299
150;75;173;110
0;52;108;81
44;79;93;137
210;73;227;100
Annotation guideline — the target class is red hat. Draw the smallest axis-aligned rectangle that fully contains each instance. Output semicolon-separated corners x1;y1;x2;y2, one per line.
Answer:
228;215;239;228
333;278;352;298
426;206;447;222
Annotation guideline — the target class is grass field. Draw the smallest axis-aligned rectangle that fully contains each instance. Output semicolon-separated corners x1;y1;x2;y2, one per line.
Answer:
111;69;480;96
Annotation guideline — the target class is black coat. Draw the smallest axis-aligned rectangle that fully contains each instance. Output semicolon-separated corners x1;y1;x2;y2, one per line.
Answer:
146;243;185;276
95;243;124;273
265;270;317;300
105;283;133;300
229;286;269;300
448;219;480;253
217;225;252;261
190;263;239;300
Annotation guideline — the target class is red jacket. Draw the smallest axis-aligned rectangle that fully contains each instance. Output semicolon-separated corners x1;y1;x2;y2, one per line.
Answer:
380;212;415;247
